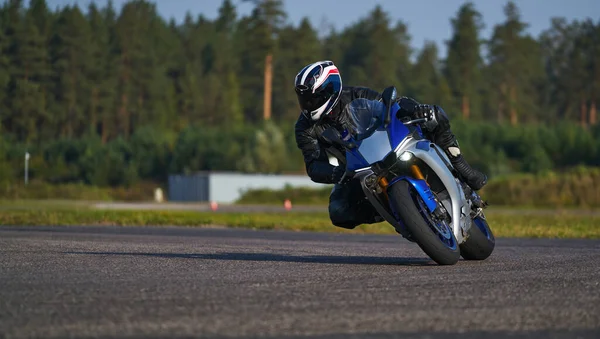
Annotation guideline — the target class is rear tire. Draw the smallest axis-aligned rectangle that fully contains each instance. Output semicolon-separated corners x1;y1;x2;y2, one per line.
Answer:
460;216;495;260
388;181;460;265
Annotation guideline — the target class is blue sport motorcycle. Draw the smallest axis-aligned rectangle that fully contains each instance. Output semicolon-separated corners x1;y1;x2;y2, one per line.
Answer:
322;87;495;265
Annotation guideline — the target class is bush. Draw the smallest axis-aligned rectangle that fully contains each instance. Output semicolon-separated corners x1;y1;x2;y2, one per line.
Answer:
237;184;332;205
2;181;113;201
237;167;600;208
2;121;600;189
481;166;600;208
1;180;163;201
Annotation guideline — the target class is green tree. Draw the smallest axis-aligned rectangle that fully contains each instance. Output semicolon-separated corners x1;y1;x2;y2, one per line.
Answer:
50;5;92;138
114;0;169;138
540;18;573;123
204;0;243;126
336;6;410;93
173;13;206;127
9;9;49;143
28;0;52;39
87;2;117;142
216;0;236;34
583;20;600;125
28;0;54;133
253;121;286;173
0;23;10;131
569;21;593;126
486;1;545;125
540;19;595;125
409;42;452;108
237;0;286;122
362;6;403;91
445;3;483;119
273;18;321;122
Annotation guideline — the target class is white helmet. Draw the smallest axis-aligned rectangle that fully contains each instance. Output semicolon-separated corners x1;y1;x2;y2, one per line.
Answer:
294;60;343;121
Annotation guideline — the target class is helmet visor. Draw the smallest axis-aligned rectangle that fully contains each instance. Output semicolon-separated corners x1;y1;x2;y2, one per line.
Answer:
296;86;329;115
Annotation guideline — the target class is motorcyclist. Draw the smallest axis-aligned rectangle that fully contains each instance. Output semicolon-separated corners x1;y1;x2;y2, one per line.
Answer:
294;60;487;229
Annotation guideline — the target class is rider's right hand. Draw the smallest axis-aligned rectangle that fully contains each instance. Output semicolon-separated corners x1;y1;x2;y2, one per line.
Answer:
414;104;436;121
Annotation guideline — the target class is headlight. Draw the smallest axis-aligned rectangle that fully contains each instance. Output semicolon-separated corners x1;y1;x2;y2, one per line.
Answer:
399;151;413;161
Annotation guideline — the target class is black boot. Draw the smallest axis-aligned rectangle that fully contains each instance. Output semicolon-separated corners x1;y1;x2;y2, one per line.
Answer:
431;125;487;191
449;153;488;191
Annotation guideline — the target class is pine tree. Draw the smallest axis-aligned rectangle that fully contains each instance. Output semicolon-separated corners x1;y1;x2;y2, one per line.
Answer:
540;19;591;124
363;6;402;91
10;8;48;142
584;20;600;125
392;21;412;93
445;3;483;119
29;0;51;37
540;18;573;123
486;2;545;125
336;6;409;92
567;21;590;126
50;5;92;138
0;20;11;132
144;6;179;132
87;2;117;141
27;0;53;139
177;13;211;125
216;0;236;34
114;0;166;138
273;18;321;121
212;0;243;126
237;0;286;122
410;42;452;109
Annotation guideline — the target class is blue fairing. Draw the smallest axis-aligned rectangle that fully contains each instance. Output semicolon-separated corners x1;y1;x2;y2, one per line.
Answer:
345;102;422;172
388;103;411;149
346;148;369;170
388;176;437;212
416;140;430;151
345;102;427;172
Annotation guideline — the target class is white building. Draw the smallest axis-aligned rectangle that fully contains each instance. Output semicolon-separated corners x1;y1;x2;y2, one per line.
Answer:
168;172;327;203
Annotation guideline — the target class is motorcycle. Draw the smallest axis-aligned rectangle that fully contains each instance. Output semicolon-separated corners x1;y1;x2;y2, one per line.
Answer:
322;86;495;265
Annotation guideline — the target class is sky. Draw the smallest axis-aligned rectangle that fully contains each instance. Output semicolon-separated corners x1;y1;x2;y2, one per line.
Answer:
45;0;600;58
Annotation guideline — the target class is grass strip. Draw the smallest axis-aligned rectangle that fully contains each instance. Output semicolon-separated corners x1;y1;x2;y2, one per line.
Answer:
0;209;599;239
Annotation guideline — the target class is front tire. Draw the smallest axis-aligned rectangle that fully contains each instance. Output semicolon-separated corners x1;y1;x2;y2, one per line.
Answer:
388;181;460;265
460;215;495;260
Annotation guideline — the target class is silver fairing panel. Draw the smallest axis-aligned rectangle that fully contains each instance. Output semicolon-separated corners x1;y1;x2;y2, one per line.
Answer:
393;137;472;243
353;129;471;244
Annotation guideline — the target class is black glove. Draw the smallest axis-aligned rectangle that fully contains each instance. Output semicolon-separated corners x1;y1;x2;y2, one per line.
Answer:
332;166;351;185
413;104;436;121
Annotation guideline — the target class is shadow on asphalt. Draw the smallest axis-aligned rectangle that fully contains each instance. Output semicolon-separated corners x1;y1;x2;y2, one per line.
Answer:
207;329;600;339
63;251;435;266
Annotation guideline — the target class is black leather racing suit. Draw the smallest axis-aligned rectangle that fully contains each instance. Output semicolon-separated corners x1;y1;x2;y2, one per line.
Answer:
294;86;462;229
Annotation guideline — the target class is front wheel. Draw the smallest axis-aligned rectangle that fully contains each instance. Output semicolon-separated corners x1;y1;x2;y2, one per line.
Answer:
459;215;495;260
388;181;460;265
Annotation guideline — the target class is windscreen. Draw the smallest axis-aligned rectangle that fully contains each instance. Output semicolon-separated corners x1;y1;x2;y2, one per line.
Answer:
346;98;386;141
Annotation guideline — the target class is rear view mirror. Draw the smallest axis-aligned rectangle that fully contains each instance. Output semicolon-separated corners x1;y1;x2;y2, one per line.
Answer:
381;86;397;126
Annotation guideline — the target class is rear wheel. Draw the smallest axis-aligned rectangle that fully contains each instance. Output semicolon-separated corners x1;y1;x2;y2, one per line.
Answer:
460;215;495;260
388;181;460;265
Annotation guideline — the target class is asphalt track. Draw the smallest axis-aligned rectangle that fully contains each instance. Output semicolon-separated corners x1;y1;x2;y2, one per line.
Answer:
1;226;599;339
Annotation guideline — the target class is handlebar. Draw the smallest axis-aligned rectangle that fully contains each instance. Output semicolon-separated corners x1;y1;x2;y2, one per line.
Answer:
401;117;428;126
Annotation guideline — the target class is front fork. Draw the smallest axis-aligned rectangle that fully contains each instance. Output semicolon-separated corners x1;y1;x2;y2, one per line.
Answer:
374;162;453;234
362;163;447;238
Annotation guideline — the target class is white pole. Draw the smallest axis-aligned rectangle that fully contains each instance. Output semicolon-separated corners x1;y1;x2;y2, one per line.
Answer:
25;152;30;185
